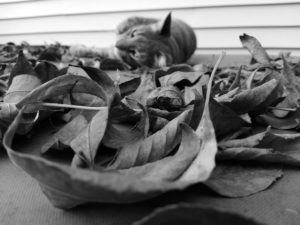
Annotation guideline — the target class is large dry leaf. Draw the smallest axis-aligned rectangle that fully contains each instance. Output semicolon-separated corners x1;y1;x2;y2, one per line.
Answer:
134;203;264;225
239;33;271;65
3;100;215;209
218;129;300;166
220;79;283;115
205;163;283;197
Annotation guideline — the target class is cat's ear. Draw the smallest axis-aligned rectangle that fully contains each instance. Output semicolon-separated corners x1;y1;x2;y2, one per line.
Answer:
159;13;172;36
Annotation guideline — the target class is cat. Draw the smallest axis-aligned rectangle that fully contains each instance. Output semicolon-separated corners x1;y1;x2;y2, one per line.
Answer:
114;13;197;68
69;13;197;69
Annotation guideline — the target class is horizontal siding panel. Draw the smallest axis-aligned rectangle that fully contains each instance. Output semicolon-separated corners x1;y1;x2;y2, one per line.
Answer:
195;27;300;49
1;5;300;35
0;27;299;49
194;49;300;57
1;0;300;20
0;0;35;3
0;31;117;46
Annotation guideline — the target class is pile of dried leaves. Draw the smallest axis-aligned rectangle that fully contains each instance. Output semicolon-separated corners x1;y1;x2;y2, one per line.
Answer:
1;34;300;224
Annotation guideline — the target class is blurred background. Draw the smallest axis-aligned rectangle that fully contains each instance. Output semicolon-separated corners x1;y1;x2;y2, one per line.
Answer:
0;0;300;56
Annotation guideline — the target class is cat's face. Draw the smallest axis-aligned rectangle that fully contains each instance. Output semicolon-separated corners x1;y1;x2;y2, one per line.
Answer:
115;14;171;68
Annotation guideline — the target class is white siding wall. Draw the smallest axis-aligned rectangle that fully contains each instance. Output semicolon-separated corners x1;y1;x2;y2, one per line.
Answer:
0;0;300;56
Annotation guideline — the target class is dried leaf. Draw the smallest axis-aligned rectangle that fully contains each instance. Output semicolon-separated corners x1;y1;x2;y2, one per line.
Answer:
158;71;202;87
102;102;148;150
34;61;59;83
99;58;129;70
183;74;209;104
218;129;300;166
205;163;283;197
239;33;271;65
8;50;37;86
188;89;203;130
2;105;210;208
41;114;88;154
119;76;141;97
118;113;217;182
0;51;43;133
17;74;107;111
257;109;300;130
220;79;283;115
108;109;191;169
200;98;249;137
134;203;264;225
274;55;300;109
214;87;239;102
127;72;156;107
67;65;89;77
81;66;119;96
218;128;270;149
147;86;183;110
70;106;109;167
154;64;194;83
149;115;168;132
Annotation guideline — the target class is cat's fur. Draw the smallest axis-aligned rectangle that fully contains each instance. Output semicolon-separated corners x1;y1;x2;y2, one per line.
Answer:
114;13;197;68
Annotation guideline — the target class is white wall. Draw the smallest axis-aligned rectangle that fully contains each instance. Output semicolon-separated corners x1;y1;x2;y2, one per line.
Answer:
0;0;300;56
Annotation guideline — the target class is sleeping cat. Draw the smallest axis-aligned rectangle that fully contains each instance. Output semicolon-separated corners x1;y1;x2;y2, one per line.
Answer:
114;13;197;68
69;13;197;68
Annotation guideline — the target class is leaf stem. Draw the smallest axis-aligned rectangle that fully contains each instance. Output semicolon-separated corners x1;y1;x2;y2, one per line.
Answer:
40;102;107;111
39;102;144;112
205;51;226;108
269;106;297;112
0;73;10;79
